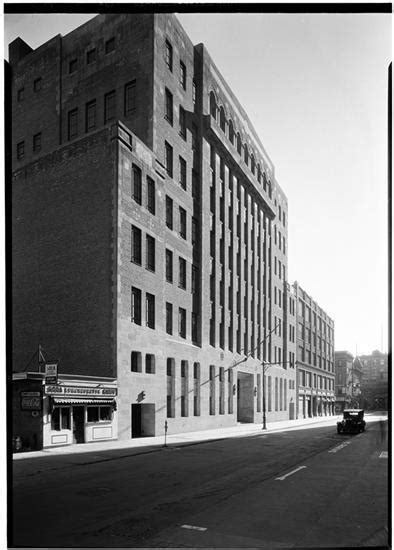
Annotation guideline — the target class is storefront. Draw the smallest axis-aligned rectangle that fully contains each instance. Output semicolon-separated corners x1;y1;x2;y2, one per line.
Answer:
13;372;118;451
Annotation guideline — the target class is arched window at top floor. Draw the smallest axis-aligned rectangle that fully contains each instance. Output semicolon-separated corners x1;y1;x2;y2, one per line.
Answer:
244;144;249;166
257;164;261;183
251;154;255;175
236;133;242;155
209;92;217;119
263;171;267;191
228;120;235;144
219;106;226;132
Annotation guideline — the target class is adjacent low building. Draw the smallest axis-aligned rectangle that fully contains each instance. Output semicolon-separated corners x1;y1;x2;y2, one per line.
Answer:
293;282;336;418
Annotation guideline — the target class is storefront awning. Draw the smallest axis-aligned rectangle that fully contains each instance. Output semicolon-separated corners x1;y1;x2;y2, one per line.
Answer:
52;397;116;406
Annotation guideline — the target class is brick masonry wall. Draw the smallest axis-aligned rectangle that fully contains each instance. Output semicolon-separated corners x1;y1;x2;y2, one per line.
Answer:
12;127;117;377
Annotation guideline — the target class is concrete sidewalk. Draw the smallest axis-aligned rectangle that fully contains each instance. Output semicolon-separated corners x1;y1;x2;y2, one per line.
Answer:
13;414;346;460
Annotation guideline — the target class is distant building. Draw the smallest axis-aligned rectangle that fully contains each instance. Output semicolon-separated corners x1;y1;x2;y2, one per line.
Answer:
293;282;336;418
358;350;388;410
334;351;363;411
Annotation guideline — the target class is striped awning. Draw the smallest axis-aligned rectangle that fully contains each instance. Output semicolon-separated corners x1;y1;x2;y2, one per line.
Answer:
52;397;116;406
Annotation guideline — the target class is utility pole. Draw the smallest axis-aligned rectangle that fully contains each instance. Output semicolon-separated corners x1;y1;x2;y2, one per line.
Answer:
262;362;269;430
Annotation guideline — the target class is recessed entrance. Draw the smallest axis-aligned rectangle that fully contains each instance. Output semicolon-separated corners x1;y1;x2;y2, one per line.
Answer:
237;371;254;423
72;406;85;443
131;403;155;438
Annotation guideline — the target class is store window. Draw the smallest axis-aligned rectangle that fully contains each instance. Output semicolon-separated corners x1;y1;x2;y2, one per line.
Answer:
87;406;112;422
51;407;71;431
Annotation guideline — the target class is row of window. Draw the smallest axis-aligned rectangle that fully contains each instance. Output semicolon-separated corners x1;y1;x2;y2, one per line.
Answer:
16;132;41;159
298;346;334;371
274;256;286;281
298;300;333;336
131;287;155;329
298;324;334;353
130;164;155;213
274;225;286;255
209;91;273;197
164;38;196;101
68;36;115;75
67;82;136;140
298;370;335;391
51;405;112;431
16;77;42;102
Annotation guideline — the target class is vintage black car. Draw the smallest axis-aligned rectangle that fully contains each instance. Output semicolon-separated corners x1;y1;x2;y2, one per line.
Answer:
337;409;366;434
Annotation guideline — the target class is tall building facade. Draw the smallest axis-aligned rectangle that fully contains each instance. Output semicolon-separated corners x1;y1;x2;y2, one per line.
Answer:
10;13;298;444
293;282;335;417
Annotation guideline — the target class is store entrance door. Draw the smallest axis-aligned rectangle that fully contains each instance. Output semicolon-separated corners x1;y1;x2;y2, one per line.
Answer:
72;406;85;444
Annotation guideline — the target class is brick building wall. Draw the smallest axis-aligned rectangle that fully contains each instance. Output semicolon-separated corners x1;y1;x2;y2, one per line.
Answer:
12;128;117;377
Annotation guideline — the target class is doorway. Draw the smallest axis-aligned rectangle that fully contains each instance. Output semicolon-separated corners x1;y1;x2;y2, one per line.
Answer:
237;372;254;423
131;403;155;437
72;406;85;443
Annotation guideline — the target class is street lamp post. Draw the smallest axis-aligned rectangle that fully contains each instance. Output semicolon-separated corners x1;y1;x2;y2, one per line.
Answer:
262;361;270;430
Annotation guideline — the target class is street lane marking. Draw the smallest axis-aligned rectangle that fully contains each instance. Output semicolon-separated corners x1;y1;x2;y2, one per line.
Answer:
275;465;306;481
379;451;388;458
328;441;351;453
181;524;207;531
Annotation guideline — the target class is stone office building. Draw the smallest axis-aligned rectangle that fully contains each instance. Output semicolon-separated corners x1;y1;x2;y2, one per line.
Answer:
293;282;336;418
10;13;298;444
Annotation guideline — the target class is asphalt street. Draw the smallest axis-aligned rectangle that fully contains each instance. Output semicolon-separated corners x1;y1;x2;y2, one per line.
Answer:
11;414;388;548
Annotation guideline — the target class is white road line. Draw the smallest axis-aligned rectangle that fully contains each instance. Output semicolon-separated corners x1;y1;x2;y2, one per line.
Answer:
181;524;207;532
379;451;388;458
328;440;352;453
275;465;306;481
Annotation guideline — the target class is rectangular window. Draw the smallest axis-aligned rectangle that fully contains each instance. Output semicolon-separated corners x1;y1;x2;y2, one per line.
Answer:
209;365;216;415
124;80;136;115
33;133;41;153
146;234;155;272
165;39;173;71
179;257;187;289
179;307;186;338
275;377;278;411
68;108;78;139
33;77;42;92
179;207;187;239
105;37;115;54
165;88;173;124
146;177;155;214
165;249;173;282
86;48;96;64
17;87;24;102
192;311;198;343
131;286;141;325
132;165;142;204
180;61;186;90
166;195;173;229
131;225;142;265
179;106;186;138
146;293;155;329
131;351;142;372
179;156;187;189
104;90;116;123
16;141;25;160
87;407;99;422
166;302;173;335
192;218;198;245
193;362;200;416
268;376;272;411
165;141;173;177
191;123;198;151
145;354;155;374
69;58;77;74
85;100;96;132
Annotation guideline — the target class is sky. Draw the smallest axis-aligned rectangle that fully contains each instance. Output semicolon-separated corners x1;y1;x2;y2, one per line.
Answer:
3;10;391;355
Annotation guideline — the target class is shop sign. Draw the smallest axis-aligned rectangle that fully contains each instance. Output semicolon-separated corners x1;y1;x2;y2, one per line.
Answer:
21;392;42;411
44;385;117;397
45;363;58;384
